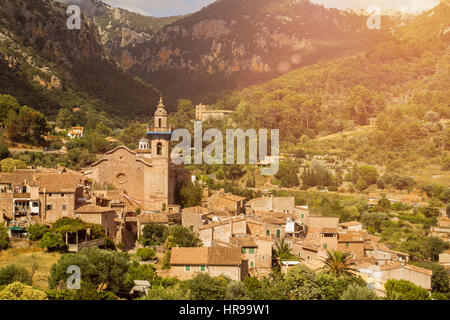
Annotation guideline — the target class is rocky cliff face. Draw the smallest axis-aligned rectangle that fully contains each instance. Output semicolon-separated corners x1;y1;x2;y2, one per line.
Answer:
58;0;183;55
117;0;396;100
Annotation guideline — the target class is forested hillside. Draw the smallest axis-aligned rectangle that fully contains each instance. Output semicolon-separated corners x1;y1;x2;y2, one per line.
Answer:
211;0;449;185
0;0;161;125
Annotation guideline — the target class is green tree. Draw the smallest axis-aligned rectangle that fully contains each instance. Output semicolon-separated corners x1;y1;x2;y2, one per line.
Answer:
275;159;300;187
27;224;49;241
136;248;156;261
164;225;202;249
322;250;357;277
124;262;159;290
140;223;167;246
39;232;66;252
6;106;48;145
384;279;430;300
0;94;20;123
285;265;321;300
412;262;450;295
179;182;203;208
272;239;295;261
340;283;378;300
0;158;27;172
55;108;76;129
316;272;367;300
0;143;9;160
49;247;130;294
226;281;247;300
358;165;379;185
187;273;228;300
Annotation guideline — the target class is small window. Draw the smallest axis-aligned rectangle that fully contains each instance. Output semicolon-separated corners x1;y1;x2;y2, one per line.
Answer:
242;248;246;254
250;261;254;267
200;265;205;271
185;265;190;271
276;229;281;238
323;244;327;249
62;204;67;211
61;193;64;197
32;202;39;207
266;230;270;236
301;214;304;218
46;205;52;210
249;248;254;254
157;143;163;156
346;242;349;247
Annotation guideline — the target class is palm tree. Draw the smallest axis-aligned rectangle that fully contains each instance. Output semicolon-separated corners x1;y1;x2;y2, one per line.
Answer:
272;239;293;260
322;250;357;277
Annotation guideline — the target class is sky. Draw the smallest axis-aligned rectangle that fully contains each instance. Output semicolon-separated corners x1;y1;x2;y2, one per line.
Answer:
100;0;441;17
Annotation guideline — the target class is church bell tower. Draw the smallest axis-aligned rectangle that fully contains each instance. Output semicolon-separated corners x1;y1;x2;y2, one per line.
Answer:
149;97;171;158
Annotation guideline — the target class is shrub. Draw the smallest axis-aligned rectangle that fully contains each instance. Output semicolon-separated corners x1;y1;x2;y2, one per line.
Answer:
27;223;49;241
384;279;430;300
136;248;156;261
0;224;10;250
0;265;31;285
340;283;378;300
0;281;47;300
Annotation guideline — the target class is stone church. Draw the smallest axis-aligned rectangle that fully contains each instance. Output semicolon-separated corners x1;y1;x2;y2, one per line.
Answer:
84;98;190;211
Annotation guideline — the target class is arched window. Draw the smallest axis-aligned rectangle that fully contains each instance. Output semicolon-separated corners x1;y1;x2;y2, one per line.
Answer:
157;142;163;155
158;118;162;127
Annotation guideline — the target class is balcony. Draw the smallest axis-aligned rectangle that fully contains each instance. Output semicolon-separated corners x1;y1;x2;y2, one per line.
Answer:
68;238;106;252
13;193;30;199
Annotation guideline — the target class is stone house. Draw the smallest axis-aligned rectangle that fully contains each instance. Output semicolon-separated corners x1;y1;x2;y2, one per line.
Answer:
371;243;410;265
358;262;432;294
182;206;211;233
74;205;117;240
339;221;363;232
195;103;233;121
170;246;248;281
261;216;285;240
337;232;365;260
206;190;246;214
198;217;247;247
136;212;170;238
439;250;450;268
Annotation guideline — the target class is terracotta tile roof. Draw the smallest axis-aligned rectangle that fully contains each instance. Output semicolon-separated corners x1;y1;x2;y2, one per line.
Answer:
199;217;246;230
170;247;243;266
183;206;210;215
338;232;364;242
380;262;432;276
339;221;362;227
35;172;85;192
0;172;35;186
137;213;169;224
374;243;410;257
321;227;338;234
230;237;257;248
262;216;285;225
75;205;115;214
